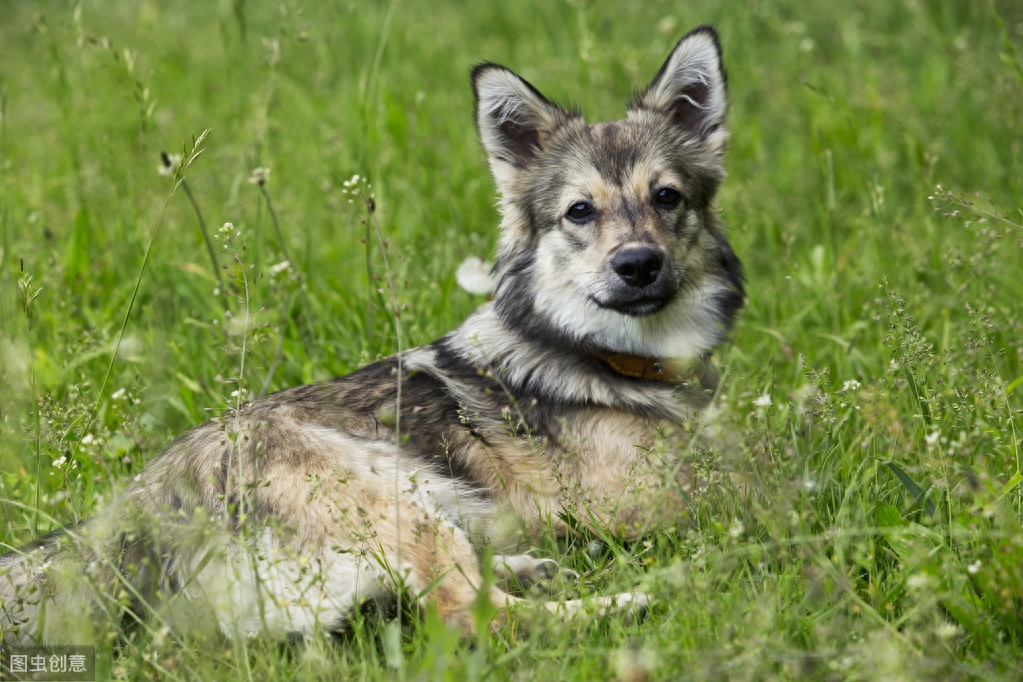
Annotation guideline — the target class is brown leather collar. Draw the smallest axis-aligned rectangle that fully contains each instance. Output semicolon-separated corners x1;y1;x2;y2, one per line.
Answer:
593;350;711;385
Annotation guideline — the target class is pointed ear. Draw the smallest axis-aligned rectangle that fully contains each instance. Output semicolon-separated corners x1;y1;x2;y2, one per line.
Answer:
472;64;574;174
630;25;728;150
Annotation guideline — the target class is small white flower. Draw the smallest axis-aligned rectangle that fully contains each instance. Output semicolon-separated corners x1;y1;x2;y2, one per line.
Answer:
248;167;270;186
935;621;962;641
455;257;496;295
906;573;932;591
269;260;291;278
753;393;772;408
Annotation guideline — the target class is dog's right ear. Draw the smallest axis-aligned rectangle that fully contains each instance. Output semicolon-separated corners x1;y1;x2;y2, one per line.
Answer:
472;64;573;185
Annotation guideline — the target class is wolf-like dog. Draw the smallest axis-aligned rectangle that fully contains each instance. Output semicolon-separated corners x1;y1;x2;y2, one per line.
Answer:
0;25;743;645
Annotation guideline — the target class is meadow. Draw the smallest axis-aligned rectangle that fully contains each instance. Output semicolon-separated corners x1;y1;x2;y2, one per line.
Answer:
1;0;1022;679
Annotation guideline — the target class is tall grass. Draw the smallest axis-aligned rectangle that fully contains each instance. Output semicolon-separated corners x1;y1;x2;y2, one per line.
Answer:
1;0;1021;679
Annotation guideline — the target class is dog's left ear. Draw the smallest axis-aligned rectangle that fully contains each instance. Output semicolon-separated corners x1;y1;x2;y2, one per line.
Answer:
630;25;728;154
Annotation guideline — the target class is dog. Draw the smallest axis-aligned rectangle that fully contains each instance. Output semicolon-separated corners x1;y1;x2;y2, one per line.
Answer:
0;25;743;645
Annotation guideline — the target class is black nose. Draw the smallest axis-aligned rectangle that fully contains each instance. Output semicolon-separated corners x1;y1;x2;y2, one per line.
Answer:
612;246;664;289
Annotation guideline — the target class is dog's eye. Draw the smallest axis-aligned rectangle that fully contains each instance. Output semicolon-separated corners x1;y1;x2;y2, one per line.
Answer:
566;201;595;223
654;187;682;208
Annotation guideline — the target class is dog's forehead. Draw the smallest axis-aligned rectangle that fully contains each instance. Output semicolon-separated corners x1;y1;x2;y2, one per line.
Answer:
548;119;682;191
577;120;679;182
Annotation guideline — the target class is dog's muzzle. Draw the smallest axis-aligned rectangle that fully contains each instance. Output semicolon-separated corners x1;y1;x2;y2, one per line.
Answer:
601;245;677;316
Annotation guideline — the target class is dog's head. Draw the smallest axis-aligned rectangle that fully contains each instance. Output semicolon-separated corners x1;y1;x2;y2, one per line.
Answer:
473;26;744;361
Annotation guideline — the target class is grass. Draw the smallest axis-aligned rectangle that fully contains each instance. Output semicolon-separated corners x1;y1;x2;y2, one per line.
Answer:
2;0;1022;678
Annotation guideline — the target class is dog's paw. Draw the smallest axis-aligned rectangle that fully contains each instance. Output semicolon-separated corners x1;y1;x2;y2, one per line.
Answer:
493;554;579;596
603;591;649;625
545;591;650;624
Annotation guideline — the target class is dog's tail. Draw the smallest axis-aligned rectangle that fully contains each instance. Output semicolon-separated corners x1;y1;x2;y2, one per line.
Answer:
0;526;78;644
0;511;163;646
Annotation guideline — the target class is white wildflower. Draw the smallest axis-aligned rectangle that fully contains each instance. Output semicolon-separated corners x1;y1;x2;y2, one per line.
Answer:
935;621;962;641
455;257;496;295
269;260;291;278
248;167;270;186
906;573;932;591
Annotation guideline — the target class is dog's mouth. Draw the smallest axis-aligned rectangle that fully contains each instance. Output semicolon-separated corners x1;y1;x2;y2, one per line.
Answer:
590;292;673;317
